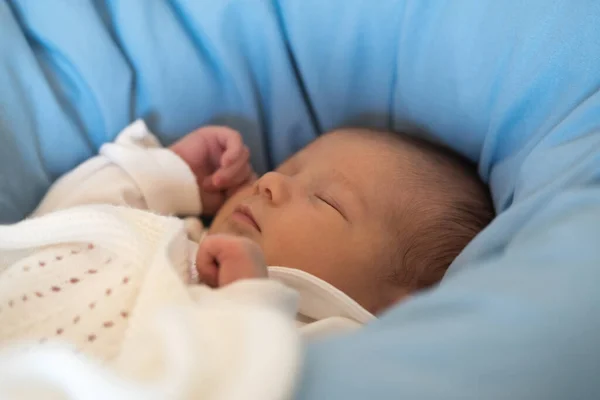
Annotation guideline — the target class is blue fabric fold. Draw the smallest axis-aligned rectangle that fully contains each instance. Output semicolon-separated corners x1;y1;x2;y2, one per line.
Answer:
1;0;599;398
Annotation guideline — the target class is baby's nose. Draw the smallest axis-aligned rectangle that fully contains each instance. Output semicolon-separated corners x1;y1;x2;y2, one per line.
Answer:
255;172;290;205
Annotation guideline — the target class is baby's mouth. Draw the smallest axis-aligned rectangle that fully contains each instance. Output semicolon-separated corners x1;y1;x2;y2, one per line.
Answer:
231;204;261;233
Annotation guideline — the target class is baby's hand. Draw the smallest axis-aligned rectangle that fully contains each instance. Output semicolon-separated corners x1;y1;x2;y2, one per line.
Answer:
195;234;267;287
170;126;256;215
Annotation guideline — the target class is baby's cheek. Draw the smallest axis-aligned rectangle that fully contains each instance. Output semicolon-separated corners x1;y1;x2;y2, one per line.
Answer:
294;223;368;275
209;188;251;233
263;220;337;270
227;181;254;199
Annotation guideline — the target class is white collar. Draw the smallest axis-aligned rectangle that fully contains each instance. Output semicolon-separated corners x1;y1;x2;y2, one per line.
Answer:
268;266;375;324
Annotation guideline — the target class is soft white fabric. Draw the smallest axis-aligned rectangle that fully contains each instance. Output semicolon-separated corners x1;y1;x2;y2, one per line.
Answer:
32;120;202;218
0;205;299;400
269;267;373;336
0;120;373;399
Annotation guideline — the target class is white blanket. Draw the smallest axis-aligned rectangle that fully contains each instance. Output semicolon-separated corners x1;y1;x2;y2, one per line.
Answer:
0;205;300;400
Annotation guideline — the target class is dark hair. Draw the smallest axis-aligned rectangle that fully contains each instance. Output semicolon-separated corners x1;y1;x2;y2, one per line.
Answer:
351;129;495;291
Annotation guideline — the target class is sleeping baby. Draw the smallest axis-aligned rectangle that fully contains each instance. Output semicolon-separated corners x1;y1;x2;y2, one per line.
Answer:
0;120;493;399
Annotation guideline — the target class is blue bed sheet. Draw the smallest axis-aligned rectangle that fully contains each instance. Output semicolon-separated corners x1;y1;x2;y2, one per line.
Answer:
1;0;599;398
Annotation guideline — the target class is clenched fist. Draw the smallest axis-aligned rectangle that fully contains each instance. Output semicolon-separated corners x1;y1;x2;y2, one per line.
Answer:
170;126;256;215
195;234;267;287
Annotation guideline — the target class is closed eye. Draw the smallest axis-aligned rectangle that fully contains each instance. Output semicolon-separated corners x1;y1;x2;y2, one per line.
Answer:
316;194;347;220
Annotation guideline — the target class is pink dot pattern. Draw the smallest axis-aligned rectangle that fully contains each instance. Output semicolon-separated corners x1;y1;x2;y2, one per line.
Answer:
1;242;135;360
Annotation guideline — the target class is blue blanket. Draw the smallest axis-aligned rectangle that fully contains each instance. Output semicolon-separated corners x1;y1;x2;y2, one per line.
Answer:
1;0;599;398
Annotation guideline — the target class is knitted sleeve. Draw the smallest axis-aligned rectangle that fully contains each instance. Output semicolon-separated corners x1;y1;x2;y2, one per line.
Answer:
31;120;201;218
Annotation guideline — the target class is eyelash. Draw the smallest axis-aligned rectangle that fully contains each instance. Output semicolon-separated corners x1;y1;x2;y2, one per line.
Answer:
316;194;345;218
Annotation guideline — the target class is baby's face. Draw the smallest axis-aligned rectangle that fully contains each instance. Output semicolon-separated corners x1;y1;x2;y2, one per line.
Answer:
209;131;410;313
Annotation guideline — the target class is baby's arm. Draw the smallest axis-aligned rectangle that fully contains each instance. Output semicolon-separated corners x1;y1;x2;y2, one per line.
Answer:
32;121;255;219
31;120;201;217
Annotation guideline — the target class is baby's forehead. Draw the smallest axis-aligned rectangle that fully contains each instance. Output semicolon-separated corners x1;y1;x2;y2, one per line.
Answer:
301;133;412;174
278;132;413;203
291;130;406;161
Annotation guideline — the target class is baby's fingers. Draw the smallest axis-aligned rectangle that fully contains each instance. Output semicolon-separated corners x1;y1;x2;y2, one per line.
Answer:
196;234;267;288
211;150;251;188
218;130;245;167
195;240;221;287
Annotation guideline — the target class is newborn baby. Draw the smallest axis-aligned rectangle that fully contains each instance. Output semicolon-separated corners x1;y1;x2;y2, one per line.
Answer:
202;127;494;314
0;121;493;369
